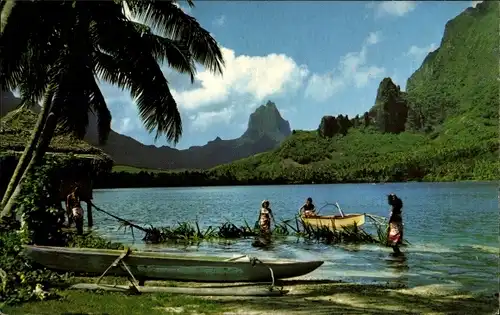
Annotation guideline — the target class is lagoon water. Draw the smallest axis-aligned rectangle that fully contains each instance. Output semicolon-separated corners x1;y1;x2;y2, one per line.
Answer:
91;181;498;293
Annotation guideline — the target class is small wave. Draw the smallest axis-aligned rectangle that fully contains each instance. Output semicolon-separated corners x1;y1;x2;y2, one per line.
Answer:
467;244;499;254
284;247;353;261
408;243;458;254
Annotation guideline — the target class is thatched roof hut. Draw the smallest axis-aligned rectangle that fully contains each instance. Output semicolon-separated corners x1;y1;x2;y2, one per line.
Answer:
0;108;114;226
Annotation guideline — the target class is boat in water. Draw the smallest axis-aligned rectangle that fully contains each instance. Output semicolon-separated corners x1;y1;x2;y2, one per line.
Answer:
300;202;366;230
23;245;324;283
300;213;366;230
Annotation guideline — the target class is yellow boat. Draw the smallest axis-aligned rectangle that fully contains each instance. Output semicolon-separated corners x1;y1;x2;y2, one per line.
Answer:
300;213;366;230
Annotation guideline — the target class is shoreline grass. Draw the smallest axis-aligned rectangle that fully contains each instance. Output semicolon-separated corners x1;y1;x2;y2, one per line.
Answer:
115;215;397;247
2;281;497;315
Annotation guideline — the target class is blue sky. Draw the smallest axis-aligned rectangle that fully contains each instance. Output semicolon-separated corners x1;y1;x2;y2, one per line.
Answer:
100;1;479;149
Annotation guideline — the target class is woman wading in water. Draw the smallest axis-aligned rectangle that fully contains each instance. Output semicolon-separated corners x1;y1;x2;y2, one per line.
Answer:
66;186;84;235
252;200;276;248
387;193;404;254
258;200;275;234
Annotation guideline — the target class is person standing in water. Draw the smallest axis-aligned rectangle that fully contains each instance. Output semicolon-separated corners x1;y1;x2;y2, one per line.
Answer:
66;186;84;235
300;197;316;217
258;200;275;234
387;193;404;254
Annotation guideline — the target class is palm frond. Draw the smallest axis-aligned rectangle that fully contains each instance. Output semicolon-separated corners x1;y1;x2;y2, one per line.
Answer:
88;77;112;145
0;1;35;90
94;13;183;143
125;0;224;75
130;21;196;82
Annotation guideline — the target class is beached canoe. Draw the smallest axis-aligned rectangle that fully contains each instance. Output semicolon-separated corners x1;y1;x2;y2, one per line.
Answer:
301;213;366;230
23;245;324;283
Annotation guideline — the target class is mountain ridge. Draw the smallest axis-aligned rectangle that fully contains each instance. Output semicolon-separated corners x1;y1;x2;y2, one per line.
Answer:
0;91;292;169
209;1;499;183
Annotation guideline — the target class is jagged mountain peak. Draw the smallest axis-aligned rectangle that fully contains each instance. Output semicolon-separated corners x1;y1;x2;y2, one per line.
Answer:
242;100;291;142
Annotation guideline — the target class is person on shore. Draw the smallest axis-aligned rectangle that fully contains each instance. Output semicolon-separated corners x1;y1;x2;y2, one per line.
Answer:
66;186;84;235
386;193;404;254
300;197;316;217
258;200;275;234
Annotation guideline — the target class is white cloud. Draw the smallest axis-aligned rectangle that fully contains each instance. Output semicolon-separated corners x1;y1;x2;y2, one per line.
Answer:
114;117;132;133
213;15;226;27
171;46;309;113
352;66;386;88
304;73;344;102
304;32;386;102
366;31;381;45
374;1;417;17
405;43;438;60
189;107;234;131
169;45;309;129
471;1;483;8
97;41;309;134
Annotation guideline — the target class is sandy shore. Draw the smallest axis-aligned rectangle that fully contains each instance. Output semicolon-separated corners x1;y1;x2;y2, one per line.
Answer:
83;278;500;315
3;279;498;315
182;281;499;315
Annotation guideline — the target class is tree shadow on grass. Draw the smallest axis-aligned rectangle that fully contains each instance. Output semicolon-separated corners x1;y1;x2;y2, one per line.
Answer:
214;283;499;315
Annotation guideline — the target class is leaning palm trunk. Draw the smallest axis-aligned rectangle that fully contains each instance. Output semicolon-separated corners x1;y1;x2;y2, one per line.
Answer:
0;88;54;212
0;112;57;221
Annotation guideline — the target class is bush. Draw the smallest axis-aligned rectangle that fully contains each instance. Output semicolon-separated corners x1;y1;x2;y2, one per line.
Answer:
14;159;67;246
0;231;66;306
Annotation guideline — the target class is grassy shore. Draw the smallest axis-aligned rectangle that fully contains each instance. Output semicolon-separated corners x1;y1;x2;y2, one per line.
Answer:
2;278;497;315
112;164;186;173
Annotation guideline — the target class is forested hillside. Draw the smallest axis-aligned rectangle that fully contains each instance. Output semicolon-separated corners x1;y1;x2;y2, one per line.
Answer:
210;1;499;184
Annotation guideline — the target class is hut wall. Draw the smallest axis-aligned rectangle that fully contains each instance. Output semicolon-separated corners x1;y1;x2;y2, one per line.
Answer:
0;154;18;198
0;154;94;202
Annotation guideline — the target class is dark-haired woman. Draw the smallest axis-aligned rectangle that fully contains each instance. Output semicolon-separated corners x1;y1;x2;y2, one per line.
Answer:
67;186;84;235
258;200;275;234
300;197;316;217
387;193;404;254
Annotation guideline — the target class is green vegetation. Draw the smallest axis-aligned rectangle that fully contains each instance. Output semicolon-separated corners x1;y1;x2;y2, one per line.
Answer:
0;231;65;306
0;156;123;307
212;125;498;184
213;3;499;184
3;281;497;315
113;215;390;246
0;0;225;221
0;109;107;155
95;2;499;188
2;290;229;315
112;165;187;174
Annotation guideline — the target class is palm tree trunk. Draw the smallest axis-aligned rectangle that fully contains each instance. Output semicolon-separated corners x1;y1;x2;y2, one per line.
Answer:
0;112;57;221
0;88;54;211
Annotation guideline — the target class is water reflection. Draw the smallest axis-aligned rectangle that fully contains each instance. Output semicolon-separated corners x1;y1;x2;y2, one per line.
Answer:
251;234;274;250
342;244;362;252
90;181;498;293
384;252;410;286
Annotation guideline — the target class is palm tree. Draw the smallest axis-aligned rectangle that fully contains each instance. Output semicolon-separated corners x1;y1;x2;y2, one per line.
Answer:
0;0;224;220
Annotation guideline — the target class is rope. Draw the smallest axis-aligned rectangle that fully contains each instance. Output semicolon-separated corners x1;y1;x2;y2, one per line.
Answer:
248;257;281;291
90;202;148;234
365;213;388;225
225;255;282;292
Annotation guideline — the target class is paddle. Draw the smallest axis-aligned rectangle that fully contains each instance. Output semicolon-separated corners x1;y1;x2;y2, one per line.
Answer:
225;255;248;261
334;202;345;218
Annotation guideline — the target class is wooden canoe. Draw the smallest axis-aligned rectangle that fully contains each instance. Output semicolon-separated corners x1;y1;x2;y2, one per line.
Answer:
23;245;323;283
301;213;366;230
70;283;289;296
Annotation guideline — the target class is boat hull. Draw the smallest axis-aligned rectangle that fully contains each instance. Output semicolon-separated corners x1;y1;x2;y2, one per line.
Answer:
301;213;366;230
23;246;323;283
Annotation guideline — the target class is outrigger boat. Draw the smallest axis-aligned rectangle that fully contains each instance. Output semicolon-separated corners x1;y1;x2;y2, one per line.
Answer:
23;245;324;283
301;213;366;230
300;202;366;230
